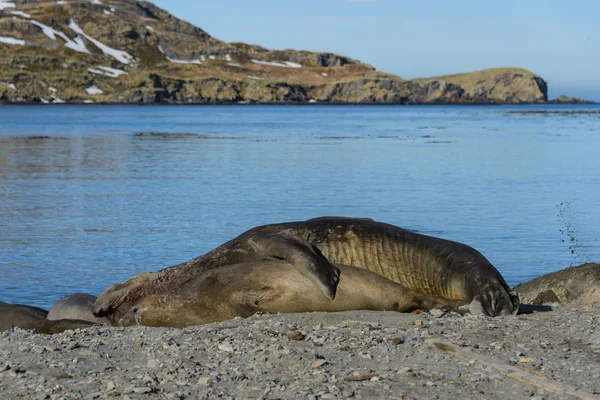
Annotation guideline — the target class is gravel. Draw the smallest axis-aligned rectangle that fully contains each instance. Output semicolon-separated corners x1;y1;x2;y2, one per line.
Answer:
1;305;599;399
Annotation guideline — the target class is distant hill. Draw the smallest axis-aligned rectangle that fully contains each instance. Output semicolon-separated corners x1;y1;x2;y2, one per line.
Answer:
1;0;550;104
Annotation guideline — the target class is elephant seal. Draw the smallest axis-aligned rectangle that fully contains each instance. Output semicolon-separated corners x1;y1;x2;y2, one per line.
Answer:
0;301;95;334
48;293;110;324
95;217;519;320
11;304;49;319
119;261;467;328
514;263;600;305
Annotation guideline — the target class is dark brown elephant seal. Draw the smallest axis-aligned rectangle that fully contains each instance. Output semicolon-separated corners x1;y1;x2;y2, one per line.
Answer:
11;304;49;319
48;293;110;324
514;263;600;305
95;217;519;320
119;262;467;328
0;301;95;334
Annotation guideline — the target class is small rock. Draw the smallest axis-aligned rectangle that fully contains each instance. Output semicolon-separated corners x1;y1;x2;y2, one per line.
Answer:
312;359;328;368
197;377;212;386
289;331;305;341
430;309;446;318
218;343;234;353
341;373;378;382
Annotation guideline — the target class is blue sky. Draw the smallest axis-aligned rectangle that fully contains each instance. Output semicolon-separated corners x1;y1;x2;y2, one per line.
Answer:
152;1;599;101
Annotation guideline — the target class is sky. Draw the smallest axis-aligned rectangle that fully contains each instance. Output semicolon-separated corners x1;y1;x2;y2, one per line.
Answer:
152;0;600;101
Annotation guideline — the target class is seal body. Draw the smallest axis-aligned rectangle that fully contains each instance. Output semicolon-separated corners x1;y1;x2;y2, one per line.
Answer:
119;262;467;328
95;217;518;319
48;293;110;324
514;263;600;305
0;301;95;334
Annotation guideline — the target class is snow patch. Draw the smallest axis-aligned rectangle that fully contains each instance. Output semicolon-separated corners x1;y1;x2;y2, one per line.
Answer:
0;1;16;11
322;73;328;77
83;100;95;104
97;66;127;77
31;20;90;54
145;25;154;31
10;11;31;18
69;20;133;64
247;75;263;80
103;9;112;15
57;1;66;4
51;96;65;103
66;36;88;53
167;57;202;65
251;59;302;68
209;55;216;60
309;99;317;103
227;62;241;67
0;36;25;46
284;61;302;68
86;85;103;95
41;98;50;104
49;87;57;93
90;0;102;4
225;54;232;61
87;66;128;78
7;83;16;90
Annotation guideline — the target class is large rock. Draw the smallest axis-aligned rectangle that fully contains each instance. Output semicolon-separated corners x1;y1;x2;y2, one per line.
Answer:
514;263;600;305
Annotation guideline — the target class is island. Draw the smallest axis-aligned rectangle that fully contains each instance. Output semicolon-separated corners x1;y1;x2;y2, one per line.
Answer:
0;0;589;105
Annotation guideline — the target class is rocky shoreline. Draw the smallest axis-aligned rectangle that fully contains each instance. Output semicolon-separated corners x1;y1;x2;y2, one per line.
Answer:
1;305;598;399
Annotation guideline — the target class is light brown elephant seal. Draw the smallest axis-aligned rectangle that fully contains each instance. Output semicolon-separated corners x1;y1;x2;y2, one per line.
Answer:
514;263;600;305
119;261;467;328
0;301;95;334
95;217;519;320
48;293;110;324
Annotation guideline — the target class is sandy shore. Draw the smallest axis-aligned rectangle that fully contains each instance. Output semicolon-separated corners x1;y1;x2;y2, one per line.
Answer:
1;305;599;400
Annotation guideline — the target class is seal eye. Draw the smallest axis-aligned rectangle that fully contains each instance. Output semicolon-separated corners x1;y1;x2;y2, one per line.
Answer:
132;307;139;313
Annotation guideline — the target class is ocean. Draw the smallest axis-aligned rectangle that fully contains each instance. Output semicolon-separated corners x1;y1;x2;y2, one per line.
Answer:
1;104;599;308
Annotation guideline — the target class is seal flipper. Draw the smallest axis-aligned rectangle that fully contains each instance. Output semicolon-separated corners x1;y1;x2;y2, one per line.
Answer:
246;232;341;300
469;283;520;316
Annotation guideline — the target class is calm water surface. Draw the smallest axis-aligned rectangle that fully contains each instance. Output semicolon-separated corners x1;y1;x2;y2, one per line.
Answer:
1;105;599;308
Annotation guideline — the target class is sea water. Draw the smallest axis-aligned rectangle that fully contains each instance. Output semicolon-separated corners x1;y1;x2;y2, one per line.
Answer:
1;105;599;308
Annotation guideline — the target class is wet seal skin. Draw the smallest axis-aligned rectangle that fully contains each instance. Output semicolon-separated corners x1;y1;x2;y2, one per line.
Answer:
94;217;519;321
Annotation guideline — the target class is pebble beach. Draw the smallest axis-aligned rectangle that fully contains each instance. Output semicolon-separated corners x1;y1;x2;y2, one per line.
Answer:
1;305;598;400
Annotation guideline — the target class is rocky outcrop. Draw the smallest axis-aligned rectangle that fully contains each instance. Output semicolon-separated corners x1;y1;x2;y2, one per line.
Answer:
514;263;600;305
550;95;596;104
1;1;551;104
413;69;548;104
